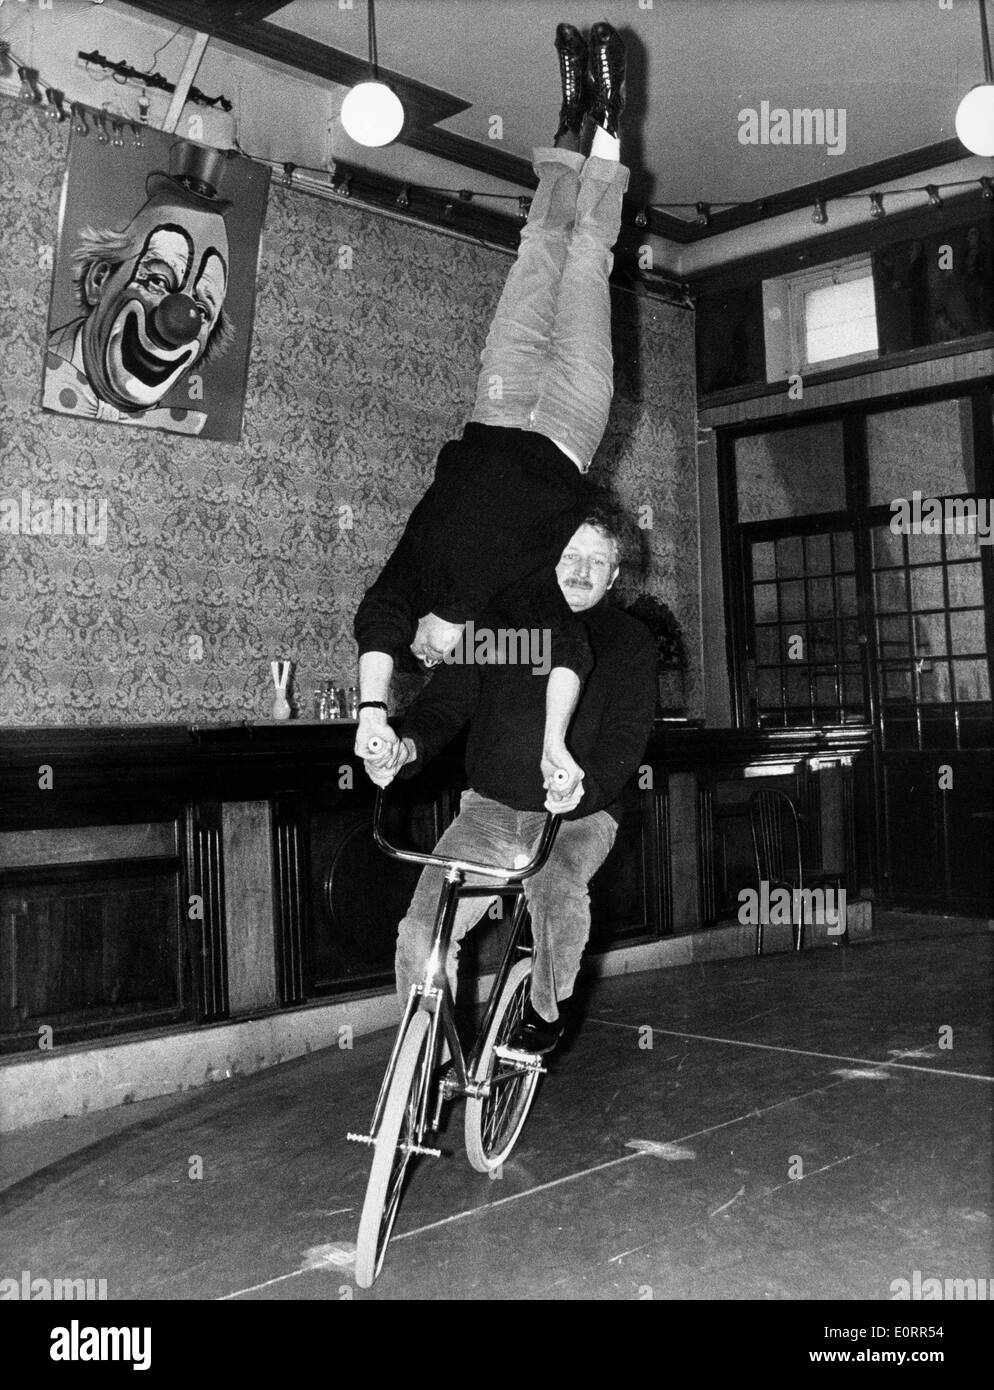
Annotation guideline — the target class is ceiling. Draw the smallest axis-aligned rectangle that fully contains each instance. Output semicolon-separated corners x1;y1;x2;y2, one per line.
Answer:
269;0;984;208
117;0;992;243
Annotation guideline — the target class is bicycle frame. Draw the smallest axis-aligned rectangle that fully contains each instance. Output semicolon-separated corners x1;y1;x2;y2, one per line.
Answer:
362;790;560;1146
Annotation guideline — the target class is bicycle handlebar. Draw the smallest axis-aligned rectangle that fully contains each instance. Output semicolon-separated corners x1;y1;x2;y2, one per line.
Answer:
366;737;571;787
371;787;560;883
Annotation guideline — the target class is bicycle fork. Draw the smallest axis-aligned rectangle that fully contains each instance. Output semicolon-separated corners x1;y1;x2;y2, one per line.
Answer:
347;864;468;1158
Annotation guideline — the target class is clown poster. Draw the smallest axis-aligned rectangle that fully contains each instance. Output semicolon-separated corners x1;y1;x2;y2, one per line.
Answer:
43;121;268;442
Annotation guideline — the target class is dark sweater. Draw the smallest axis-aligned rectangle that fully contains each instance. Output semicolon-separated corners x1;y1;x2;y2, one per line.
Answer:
399;598;658;823
353;422;594;678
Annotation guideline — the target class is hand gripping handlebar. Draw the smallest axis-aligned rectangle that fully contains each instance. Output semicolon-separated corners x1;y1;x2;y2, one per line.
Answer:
367;736;569;788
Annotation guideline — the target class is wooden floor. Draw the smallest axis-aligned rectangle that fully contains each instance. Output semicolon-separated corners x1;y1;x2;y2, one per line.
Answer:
1;913;991;1302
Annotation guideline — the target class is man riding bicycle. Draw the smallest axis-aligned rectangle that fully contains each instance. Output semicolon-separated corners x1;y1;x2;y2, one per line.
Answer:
364;508;657;1054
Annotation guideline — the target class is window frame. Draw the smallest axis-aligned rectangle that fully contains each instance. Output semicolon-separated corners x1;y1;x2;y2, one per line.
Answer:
718;382;994;743
785;255;880;373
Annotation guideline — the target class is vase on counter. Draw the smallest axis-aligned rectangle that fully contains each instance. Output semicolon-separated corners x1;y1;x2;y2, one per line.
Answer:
270;660;293;720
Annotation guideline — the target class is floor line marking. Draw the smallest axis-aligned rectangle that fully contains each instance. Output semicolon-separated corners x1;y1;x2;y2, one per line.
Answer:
709;1184;746;1218
219;1074;858;1296
760;1139;889;1199
585;1018;993;1083
555;1135;899;1289
389;1075;850;1247
219;1269;307;1299
218;1051;950;1297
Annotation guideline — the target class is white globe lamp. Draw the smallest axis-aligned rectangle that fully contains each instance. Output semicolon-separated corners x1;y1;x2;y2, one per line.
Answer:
955;0;994;157
341;80;404;147
955;83;994;157
341;0;404;149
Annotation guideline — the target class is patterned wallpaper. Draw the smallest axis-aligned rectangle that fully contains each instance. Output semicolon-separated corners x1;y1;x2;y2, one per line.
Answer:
0;97;700;726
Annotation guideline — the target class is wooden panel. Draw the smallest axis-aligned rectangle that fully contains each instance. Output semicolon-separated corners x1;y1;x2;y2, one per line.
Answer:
185;803;228;1022
697;427;734;727
0;723;882;1053
0;822;176;868
699;344;994;428
588;786;656;948
272;796;307;1007
881;752;993;913
696;283;765;394
945;758;994;910
0;868;184;1049
875;219;993;354
307;792;438;996
222;801;277;1014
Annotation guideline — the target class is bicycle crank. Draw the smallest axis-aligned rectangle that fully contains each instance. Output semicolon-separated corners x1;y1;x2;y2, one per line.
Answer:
493;1045;548;1073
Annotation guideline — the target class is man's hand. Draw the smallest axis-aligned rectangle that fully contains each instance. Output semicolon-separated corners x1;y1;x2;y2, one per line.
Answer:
542;743;583;793
541;744;584;814
410;613;464;667
544;775;585;815
363;737;416;788
355;711;398;765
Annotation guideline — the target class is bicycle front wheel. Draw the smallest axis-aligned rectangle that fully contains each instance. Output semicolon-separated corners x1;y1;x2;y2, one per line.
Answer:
464;958;542;1173
354;1010;433;1288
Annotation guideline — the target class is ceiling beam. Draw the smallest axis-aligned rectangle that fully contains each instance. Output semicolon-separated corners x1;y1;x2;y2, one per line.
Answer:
225;2;292;21
121;2;471;126
688;137;972;243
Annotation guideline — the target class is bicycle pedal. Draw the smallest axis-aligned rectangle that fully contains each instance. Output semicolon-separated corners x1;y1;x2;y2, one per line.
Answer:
346;1131;375;1146
403;1140;442;1158
493;1045;547;1073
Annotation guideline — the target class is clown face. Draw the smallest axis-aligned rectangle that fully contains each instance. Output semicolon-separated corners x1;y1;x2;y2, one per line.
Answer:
79;196;229;413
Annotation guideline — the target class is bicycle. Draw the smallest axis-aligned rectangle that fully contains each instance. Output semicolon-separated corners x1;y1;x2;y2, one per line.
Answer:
347;780;562;1289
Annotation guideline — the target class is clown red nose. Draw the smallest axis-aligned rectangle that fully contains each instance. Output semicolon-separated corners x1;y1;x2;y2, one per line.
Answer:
152;293;204;347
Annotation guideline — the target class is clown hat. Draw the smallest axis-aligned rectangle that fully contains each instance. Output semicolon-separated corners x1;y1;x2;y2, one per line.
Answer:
146;139;233;212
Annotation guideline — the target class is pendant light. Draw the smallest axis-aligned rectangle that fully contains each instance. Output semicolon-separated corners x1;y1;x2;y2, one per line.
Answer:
340;0;404;148
955;0;994;157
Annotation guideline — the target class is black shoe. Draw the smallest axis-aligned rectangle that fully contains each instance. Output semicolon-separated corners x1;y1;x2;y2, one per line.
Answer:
508;1001;564;1055
554;22;590;143
588;20;626;138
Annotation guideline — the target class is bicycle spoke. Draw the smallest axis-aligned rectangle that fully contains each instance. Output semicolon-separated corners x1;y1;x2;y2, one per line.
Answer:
465;960;542;1173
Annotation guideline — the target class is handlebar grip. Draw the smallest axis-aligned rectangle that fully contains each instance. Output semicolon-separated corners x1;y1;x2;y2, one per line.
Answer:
367;736;384;754
552;768;570;787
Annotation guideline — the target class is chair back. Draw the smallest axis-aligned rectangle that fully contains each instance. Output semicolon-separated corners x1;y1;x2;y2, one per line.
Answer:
750;788;803;891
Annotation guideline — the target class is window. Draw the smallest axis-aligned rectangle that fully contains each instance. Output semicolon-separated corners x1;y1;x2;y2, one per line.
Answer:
763;255;880;378
748;528;863;727
726;389;992;747
801;272;878;365
735;419;845;522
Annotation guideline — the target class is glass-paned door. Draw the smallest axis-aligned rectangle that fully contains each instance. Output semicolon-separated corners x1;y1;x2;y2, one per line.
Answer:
747;526;864;727
725;385;993;913
869;516;990;749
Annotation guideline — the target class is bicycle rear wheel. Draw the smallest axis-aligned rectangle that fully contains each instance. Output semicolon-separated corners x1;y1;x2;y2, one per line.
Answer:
464;958;542;1173
354;1010;433;1288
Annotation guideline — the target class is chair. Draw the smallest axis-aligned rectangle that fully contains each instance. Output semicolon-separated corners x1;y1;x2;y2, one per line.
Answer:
748;788;847;957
